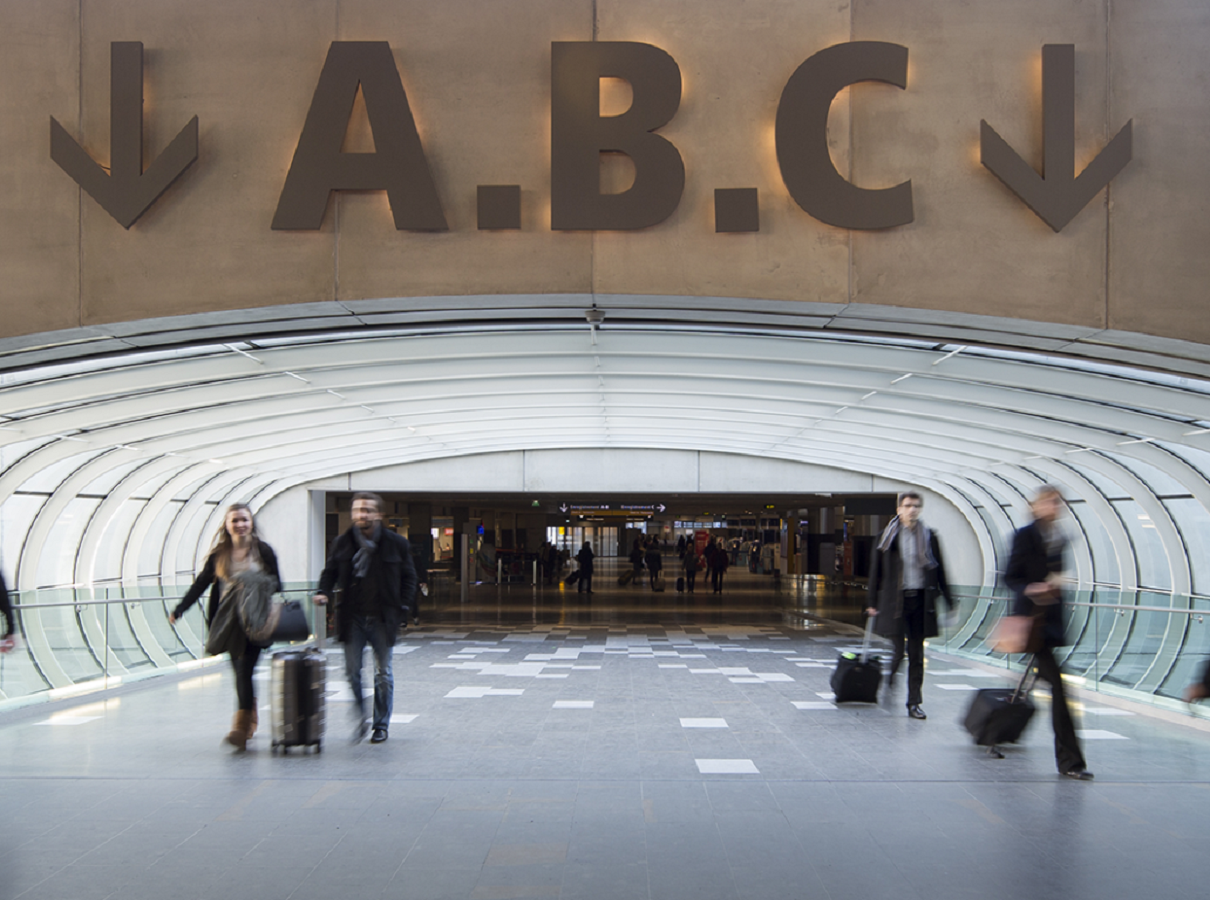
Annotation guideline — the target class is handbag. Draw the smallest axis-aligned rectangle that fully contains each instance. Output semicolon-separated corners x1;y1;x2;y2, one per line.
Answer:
269;599;311;643
989;614;1043;654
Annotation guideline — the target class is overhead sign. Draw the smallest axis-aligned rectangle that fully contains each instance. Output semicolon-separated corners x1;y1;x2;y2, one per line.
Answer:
49;41;1130;234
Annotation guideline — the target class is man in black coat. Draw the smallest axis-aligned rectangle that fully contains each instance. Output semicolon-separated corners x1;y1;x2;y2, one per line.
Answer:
314;492;416;744
866;491;952;720
1005;485;1092;780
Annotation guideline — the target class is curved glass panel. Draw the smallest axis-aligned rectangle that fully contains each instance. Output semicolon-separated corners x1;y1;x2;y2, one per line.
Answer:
1101;451;1192;497
15;449;107;493
1164;498;1210;595
1061;460;1130;499
1067;500;1122;586
0;494;47;576
91;499;147;583
36;498;101;588
1111;499;1172;591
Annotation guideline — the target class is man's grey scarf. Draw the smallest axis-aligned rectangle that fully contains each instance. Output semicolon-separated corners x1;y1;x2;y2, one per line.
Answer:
876;518;938;569
352;522;382;579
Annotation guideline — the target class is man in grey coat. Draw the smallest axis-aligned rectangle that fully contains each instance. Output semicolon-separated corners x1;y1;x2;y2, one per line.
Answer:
866;491;952;720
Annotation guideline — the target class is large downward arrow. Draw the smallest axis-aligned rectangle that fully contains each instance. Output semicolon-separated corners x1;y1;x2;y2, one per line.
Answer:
51;42;198;229
981;44;1131;233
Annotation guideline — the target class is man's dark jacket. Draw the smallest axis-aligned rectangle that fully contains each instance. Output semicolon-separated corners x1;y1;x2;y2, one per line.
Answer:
1004;521;1069;648
867;526;950;639
319;527;416;645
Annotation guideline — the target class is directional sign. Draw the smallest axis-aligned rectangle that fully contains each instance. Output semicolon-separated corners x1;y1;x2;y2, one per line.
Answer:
50;42;199;228
980;44;1131;233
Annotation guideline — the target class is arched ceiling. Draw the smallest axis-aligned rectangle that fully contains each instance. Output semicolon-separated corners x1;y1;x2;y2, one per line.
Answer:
3;295;1210;595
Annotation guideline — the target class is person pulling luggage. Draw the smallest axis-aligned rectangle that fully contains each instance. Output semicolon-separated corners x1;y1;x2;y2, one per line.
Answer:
169;503;282;751
1005;485;1093;780
866;491;953;720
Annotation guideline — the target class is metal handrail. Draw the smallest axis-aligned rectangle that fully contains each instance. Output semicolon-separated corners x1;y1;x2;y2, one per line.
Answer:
7;587;312;612
948;591;1209;616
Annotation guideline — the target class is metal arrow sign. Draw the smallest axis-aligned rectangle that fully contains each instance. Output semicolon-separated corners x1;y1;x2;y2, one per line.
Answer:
980;44;1131;233
51;42;198;228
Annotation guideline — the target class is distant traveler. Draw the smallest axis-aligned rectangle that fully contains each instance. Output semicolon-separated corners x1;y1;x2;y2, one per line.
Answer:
676;535;687;559
1004;485;1093;780
576;541;595;594
707;538;729;594
681;546;699;593
629;539;645;584
169;503;282;751
0;566;14;652
314;492;416;745
645;541;663;589
866;491;952;721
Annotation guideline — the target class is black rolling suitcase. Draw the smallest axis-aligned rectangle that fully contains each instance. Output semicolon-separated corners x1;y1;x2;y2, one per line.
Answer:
565;570;580;586
270;647;326;753
830;617;882;703
964;659;1036;756
618;569;635;586
676;576;685;592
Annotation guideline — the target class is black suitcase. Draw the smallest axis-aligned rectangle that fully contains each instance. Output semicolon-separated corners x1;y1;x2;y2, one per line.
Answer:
676;576;685;592
565;570;580;586
270;647;325;753
964;661;1036;755
830;618;882;703
618;569;635;586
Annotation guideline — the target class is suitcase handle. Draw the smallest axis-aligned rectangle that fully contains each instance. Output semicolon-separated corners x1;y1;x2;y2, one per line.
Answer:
1011;654;1038;703
861;615;875;663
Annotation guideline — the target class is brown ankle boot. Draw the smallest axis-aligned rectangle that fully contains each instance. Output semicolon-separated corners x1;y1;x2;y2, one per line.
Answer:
247;706;258;740
226;710;250;751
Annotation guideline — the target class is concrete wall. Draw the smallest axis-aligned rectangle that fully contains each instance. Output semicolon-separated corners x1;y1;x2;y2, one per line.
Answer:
0;1;1207;347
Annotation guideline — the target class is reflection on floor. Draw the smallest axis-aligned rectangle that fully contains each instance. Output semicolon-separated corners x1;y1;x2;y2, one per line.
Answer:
1;559;1207;900
419;555;870;629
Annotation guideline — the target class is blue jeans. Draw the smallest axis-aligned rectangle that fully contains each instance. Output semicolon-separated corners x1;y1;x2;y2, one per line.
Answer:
344;614;393;731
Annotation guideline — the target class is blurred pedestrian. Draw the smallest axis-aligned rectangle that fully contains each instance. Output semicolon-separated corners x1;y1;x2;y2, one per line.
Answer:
0;567;15;652
170;503;282;751
1005;485;1093;780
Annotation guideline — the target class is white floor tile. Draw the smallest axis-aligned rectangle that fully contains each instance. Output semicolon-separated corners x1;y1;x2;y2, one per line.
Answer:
696;759;759;774
792;701;837;710
1076;729;1129;740
680;718;728;728
553;700;594;709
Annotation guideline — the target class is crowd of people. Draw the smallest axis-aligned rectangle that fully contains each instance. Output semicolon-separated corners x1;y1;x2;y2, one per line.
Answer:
2;486;1209;773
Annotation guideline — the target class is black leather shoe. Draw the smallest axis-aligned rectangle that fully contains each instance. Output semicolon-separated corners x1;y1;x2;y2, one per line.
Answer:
907;705;927;720
370;728;388;744
1062;768;1094;780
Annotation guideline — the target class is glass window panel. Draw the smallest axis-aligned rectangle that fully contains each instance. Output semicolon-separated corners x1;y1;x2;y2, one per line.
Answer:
36;498;102;588
1164;498;1210;596
1067;501;1122;586
15;449;107;493
1111;499;1172;591
967;476;1018;508
1103;608;1174;689
81;459;147;496
90;499;147;583
1158;609;1210;699
1101;451;1191;497
172;473;221;503
0;436;56;470
138;501;184;578
1059;460;1130;499
1154;441;1210;484
129;465;188;500
0;494;46;577
24;592;104;683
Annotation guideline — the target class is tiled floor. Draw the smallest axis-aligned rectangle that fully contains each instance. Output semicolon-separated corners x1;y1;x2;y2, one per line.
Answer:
1;568;1208;900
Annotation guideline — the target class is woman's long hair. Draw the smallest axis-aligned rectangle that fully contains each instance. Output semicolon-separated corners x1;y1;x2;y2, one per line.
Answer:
211;503;261;579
